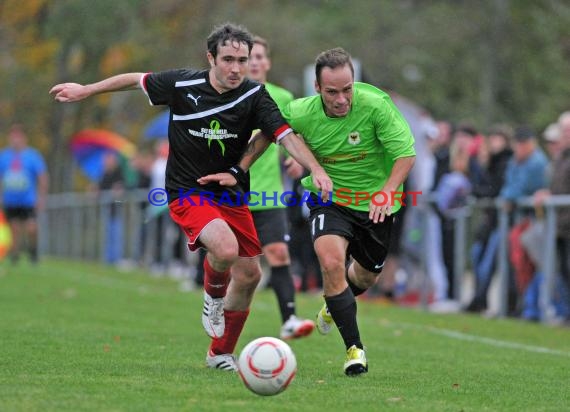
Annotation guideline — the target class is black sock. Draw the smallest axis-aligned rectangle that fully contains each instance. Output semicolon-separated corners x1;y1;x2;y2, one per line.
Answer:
346;271;367;297
325;287;362;350
270;265;296;323
29;246;38;262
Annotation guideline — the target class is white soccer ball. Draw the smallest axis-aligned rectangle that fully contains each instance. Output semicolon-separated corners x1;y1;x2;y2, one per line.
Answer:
237;337;297;396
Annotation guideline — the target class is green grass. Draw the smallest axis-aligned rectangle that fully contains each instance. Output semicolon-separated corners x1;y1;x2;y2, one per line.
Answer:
1;259;569;412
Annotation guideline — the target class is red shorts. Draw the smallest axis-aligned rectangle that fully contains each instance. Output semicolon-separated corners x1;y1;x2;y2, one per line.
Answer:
169;195;262;258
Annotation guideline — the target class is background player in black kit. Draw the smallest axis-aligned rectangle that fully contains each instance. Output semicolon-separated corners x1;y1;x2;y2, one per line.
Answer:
50;23;332;371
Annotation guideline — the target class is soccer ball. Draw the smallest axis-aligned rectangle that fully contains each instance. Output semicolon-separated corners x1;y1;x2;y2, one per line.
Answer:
237;337;297;396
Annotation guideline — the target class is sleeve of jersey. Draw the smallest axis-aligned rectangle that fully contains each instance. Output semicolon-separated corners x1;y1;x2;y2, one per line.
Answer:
254;87;292;144
140;70;179;106
34;151;47;175
375;97;416;159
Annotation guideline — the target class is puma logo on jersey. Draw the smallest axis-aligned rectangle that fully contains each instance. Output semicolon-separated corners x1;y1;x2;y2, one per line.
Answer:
187;93;201;106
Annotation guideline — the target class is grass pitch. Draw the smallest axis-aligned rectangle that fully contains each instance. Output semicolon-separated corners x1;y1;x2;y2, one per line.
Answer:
1;259;569;411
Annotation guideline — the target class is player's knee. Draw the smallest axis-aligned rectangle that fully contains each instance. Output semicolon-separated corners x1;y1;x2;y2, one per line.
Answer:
354;263;382;288
237;267;262;292
264;244;290;266
358;272;380;289
319;253;345;278
211;243;239;265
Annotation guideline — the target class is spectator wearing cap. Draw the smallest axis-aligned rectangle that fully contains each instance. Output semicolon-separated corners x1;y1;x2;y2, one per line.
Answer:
534;111;570;323
499;126;549;313
500;126;548;206
542;122;563;162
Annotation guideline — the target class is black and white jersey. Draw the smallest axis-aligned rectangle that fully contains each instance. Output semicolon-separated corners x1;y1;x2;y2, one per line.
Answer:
141;69;291;201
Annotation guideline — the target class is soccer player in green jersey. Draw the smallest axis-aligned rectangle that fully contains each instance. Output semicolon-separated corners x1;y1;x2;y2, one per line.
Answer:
248;36;315;339
281;48;416;376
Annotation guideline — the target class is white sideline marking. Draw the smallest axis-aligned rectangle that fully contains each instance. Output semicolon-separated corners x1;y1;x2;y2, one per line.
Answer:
395;322;570;358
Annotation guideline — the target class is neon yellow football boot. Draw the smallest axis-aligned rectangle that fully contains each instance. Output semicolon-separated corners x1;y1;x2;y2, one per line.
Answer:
316;303;334;335
344;345;368;376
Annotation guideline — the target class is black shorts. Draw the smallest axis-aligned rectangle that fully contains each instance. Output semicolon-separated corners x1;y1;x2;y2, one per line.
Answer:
251;208;290;246
307;196;393;273
4;207;36;221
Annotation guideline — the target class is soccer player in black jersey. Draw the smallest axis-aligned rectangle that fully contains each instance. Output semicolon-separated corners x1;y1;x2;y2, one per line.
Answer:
50;23;332;372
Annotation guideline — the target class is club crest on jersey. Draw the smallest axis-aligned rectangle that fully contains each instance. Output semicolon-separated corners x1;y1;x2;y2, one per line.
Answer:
348;131;361;145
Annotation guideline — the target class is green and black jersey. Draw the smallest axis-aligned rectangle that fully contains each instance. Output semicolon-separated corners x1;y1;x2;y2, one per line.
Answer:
248;82;294;211
282;82;415;213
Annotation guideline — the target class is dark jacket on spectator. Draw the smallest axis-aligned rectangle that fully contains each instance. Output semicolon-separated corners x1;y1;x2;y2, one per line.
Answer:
472;148;513;241
550;148;570;239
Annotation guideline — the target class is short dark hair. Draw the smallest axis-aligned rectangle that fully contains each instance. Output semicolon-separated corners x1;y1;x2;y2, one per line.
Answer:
455;124;478;137
315;47;354;85
488;124;513;141
252;36;270;56
207;23;254;59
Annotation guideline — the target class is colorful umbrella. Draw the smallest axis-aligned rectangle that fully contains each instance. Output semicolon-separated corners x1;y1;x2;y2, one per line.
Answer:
143;111;170;140
70;129;136;182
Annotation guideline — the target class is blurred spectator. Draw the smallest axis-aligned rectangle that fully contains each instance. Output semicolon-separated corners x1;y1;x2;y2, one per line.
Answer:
130;147;153;264
428;139;472;313
465;125;513;312
376;110;438;300
500;126;548;313
542;122;563;163
533;111;570;323
501;126;548;206
148;140;183;273
99;152;125;265
0;124;48;264
432;120;453;189
439;124;484;300
435;141;472;214
399;117;450;306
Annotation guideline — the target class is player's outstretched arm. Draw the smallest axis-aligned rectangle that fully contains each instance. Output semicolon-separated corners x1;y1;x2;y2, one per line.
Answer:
49;73;145;103
279;132;332;202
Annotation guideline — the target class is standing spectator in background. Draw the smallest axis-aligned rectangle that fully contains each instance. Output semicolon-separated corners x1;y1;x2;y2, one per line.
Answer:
500;126;547;207
534;111;570;323
0;124;48;264
542;122;563;163
435;141;473;213
130;146;153;265
148;140;171;272
412;119;454;307
398;114;450;308
383;100;438;300
98;152;125;265
443;125;484;297
500;126;548;311
431;120;453;190
247;36;315;339
430;138;474;313
465;125;513;312
148;140;188;279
